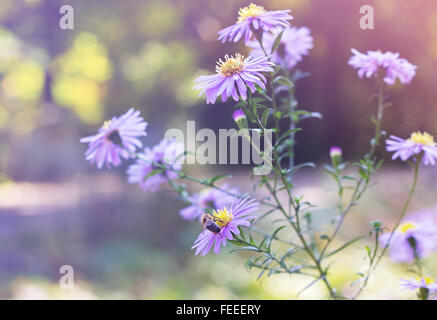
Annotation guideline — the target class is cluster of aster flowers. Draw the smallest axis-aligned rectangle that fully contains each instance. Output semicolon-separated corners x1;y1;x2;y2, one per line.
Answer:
194;3;312;105
80;108;184;191
348;48;417;85
80;2;437;299
80;107;259;255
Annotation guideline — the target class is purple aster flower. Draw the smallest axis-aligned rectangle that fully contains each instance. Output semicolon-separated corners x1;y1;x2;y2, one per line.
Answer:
386;132;437;165
401;277;437;292
179;184;239;221
349;48;417;85
379;211;437;263
127;138;185;193
248;26;313;69
80;108;147;169
192;196;259;256
218;3;293;44
193;53;274;104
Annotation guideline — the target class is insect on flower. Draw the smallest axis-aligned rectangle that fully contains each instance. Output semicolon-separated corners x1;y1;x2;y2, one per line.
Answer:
192;196;259;256
201;213;223;234
179;184;238;221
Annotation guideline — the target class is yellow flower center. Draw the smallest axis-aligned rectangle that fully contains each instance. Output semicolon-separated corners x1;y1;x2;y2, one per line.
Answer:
216;54;245;77
424;277;435;285
212;208;233;228
102;120;112;130
408;131;436;147
237;3;266;23
399;222;416;233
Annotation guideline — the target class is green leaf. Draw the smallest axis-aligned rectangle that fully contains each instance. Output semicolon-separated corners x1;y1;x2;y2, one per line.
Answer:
261;109;270;127
299;111;323;121
229;246;262;254
273;75;294;89
320;234;330;241
207;174;232;185
228;239;244;247
297;275;325;296
280;248;298;263
326;237;364;258
267;226;287;252
257;269;266;280
241;105;257;123
143;169;163;181
275;128;301;147
270;30;284;54
287;162;316;175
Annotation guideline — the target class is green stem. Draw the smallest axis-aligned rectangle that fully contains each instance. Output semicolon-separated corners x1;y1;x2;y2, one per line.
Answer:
320;85;386;259
255;112;338;299
353;156;421;299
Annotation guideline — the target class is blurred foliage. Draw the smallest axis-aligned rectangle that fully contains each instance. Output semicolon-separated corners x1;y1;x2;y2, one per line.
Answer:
52;32;113;123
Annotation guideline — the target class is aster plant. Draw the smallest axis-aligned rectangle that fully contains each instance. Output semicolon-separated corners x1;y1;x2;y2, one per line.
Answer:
80;3;437;300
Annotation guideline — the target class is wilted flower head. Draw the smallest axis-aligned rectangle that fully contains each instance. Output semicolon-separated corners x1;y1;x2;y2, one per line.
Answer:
379;210;437;263
249;26;313;69
127;138;185;193
80;108;147;169
193;54;274;104
192;196;259;256
218;3;293;44
348;48;417;85
179;184;239;220
386;132;437;165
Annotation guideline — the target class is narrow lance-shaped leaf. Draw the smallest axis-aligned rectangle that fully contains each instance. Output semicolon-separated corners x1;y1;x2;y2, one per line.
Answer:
270;30;284;54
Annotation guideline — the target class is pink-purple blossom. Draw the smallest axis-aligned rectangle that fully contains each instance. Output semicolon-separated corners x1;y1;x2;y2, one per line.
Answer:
127;139;185;193
193;54;274;104
386;132;437;165
179;184;239;221
80;108;147;169
232;109;248;129
248;26;313;69
348;48;417;85
192;196;259;256
379;210;437;263
218;4;293;44
400;277;437;294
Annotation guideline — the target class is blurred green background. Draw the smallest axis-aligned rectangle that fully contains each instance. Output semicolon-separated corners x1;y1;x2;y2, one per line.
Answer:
0;0;436;299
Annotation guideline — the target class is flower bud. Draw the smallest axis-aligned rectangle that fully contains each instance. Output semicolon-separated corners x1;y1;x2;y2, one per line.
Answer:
330;146;342;167
232;109;248;129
